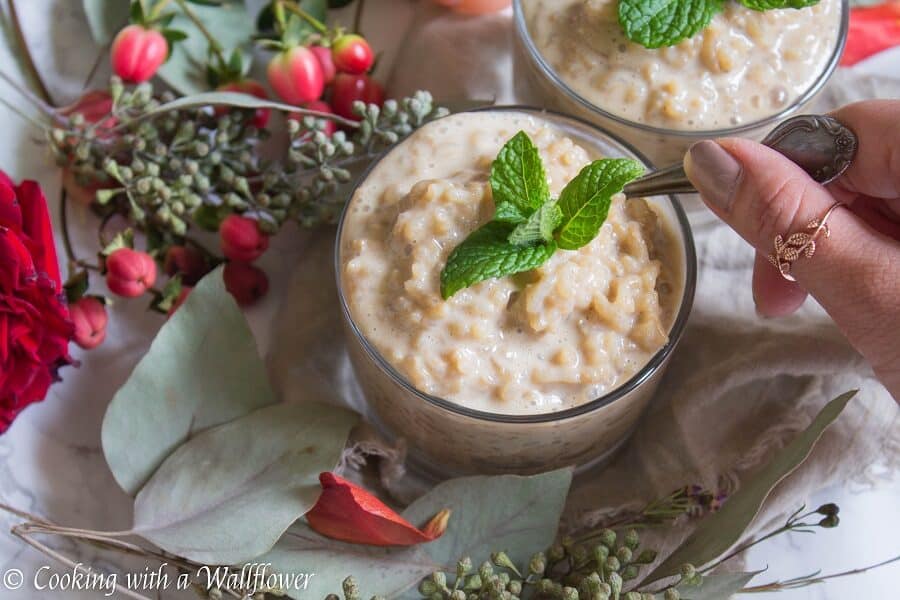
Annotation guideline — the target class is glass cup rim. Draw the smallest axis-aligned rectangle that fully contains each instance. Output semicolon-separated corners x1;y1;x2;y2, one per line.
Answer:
334;106;698;425
512;0;850;139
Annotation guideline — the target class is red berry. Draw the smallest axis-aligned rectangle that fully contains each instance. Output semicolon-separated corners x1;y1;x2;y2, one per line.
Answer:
267;46;325;105
110;25;168;83
219;214;269;262
331;73;385;121
216;79;271;129
167;286;192;317
223;262;269;306
106;248;157;298
163;245;208;285
310;45;336;84
70;297;108;350
331;34;375;75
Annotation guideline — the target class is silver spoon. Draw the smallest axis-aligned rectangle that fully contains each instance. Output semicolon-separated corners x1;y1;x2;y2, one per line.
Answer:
622;114;859;199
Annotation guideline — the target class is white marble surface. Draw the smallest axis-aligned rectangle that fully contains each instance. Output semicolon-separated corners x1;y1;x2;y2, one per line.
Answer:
0;2;897;599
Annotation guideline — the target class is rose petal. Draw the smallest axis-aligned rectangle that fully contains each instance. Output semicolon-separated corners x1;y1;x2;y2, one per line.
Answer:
841;2;900;66
306;472;451;546
15;180;62;288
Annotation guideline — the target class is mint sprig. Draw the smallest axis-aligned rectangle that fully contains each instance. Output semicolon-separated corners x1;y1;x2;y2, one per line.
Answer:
617;0;821;49
439;132;644;299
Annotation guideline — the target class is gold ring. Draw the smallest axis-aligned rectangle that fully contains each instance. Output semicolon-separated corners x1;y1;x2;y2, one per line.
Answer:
768;201;843;282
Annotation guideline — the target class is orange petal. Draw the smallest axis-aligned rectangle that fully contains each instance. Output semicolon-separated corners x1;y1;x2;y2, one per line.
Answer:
306;472;451;546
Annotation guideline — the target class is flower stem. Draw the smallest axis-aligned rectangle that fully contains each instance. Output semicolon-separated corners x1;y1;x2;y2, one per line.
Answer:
740;555;900;593
59;189;78;269
173;0;228;66
7;0;54;106
148;0;173;21
282;0;328;34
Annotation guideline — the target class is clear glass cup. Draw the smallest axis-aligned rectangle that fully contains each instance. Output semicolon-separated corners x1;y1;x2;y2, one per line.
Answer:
335;108;697;477
512;0;849;167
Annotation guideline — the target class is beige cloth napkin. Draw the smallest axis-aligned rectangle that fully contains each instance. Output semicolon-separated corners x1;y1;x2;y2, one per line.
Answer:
267;2;900;559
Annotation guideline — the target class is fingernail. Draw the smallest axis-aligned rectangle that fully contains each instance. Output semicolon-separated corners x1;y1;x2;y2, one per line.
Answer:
684;141;742;211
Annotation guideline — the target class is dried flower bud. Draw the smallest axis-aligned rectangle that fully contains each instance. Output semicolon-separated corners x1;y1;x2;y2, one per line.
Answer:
593;544;609;566
571;545;588;566
343;576;361;600
608;572;622;598
528;552;546;576
547;544;565;562
679;564;696;580
604;556;620;573
818;514;840;528
463;574;481;591
599;529;616;549
816;503;839;517
208;588;223;600
624;529;639;550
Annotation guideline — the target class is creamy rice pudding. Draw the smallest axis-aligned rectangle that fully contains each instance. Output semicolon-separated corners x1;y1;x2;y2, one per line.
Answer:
340;112;681;415
521;0;842;131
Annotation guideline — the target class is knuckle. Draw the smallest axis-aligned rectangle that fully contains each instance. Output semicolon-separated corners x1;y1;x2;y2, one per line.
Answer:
748;175;806;244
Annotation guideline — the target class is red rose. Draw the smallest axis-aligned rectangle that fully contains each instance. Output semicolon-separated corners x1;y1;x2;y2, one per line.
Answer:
0;171;73;434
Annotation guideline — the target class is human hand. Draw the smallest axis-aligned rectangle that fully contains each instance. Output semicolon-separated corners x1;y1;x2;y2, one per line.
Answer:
683;99;900;401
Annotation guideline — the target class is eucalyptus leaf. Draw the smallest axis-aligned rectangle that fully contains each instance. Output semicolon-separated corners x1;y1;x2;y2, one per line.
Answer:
101;267;276;495
262;468;573;599
130;402;359;564
665;571;762;599
644;391;856;583
82;0;130;45
156;1;254;95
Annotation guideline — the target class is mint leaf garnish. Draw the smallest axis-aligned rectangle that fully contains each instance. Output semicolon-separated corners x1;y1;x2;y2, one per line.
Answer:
440;132;644;298
508;202;563;246
490;131;549;215
737;0;818;9
618;0;724;49
494;201;528;225
556;159;645;251
440;222;557;299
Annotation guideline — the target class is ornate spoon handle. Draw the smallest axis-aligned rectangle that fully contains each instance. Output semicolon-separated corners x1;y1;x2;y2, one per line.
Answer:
622;115;859;199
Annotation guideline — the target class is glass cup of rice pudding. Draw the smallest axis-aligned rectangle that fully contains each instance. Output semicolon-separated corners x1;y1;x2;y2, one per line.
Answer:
336;108;696;476
513;0;849;166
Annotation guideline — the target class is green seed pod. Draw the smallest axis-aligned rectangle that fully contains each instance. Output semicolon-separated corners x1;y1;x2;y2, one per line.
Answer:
479;561;493;580
621;565;638;581
623;593;642;600
70;113;86;127
679;564;696;580
507;581;522;596
596;582;611;595
119;167;133;181
463;574;481;591
418;579;437;596
562;587;578;600
641;594;654;600
604;556;620;573
208;588;222;600
616;547;632;564
599;529;616;549
194;174;211;192
450;591;466;600
159;187;172;202
593;544;609;567
135;178;152;195
623;529;639;550
663;588;680;600
547;544;566;562
607;572;622;598
209;151;223;165
352;100;367;117
170;216;186;236
147;163;160;177
153;143;167;157
169;158;183;172
171;201;185;215
431;571;447;588
179;174;194;187
193;142;210;157
75;143;90;161
496;572;510;588
134;137;147;152
151;177;165;192
225;193;248;209
50;128;66;144
343;576;361;600
571;545;588;566
131;159;146;174
528;552;546;576
184;194;202;208
185;159;199;175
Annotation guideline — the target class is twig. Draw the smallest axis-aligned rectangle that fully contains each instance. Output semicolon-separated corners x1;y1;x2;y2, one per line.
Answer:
6;0;54;105
353;0;366;34
740;555;900;593
11;525;153;600
173;0;227;66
